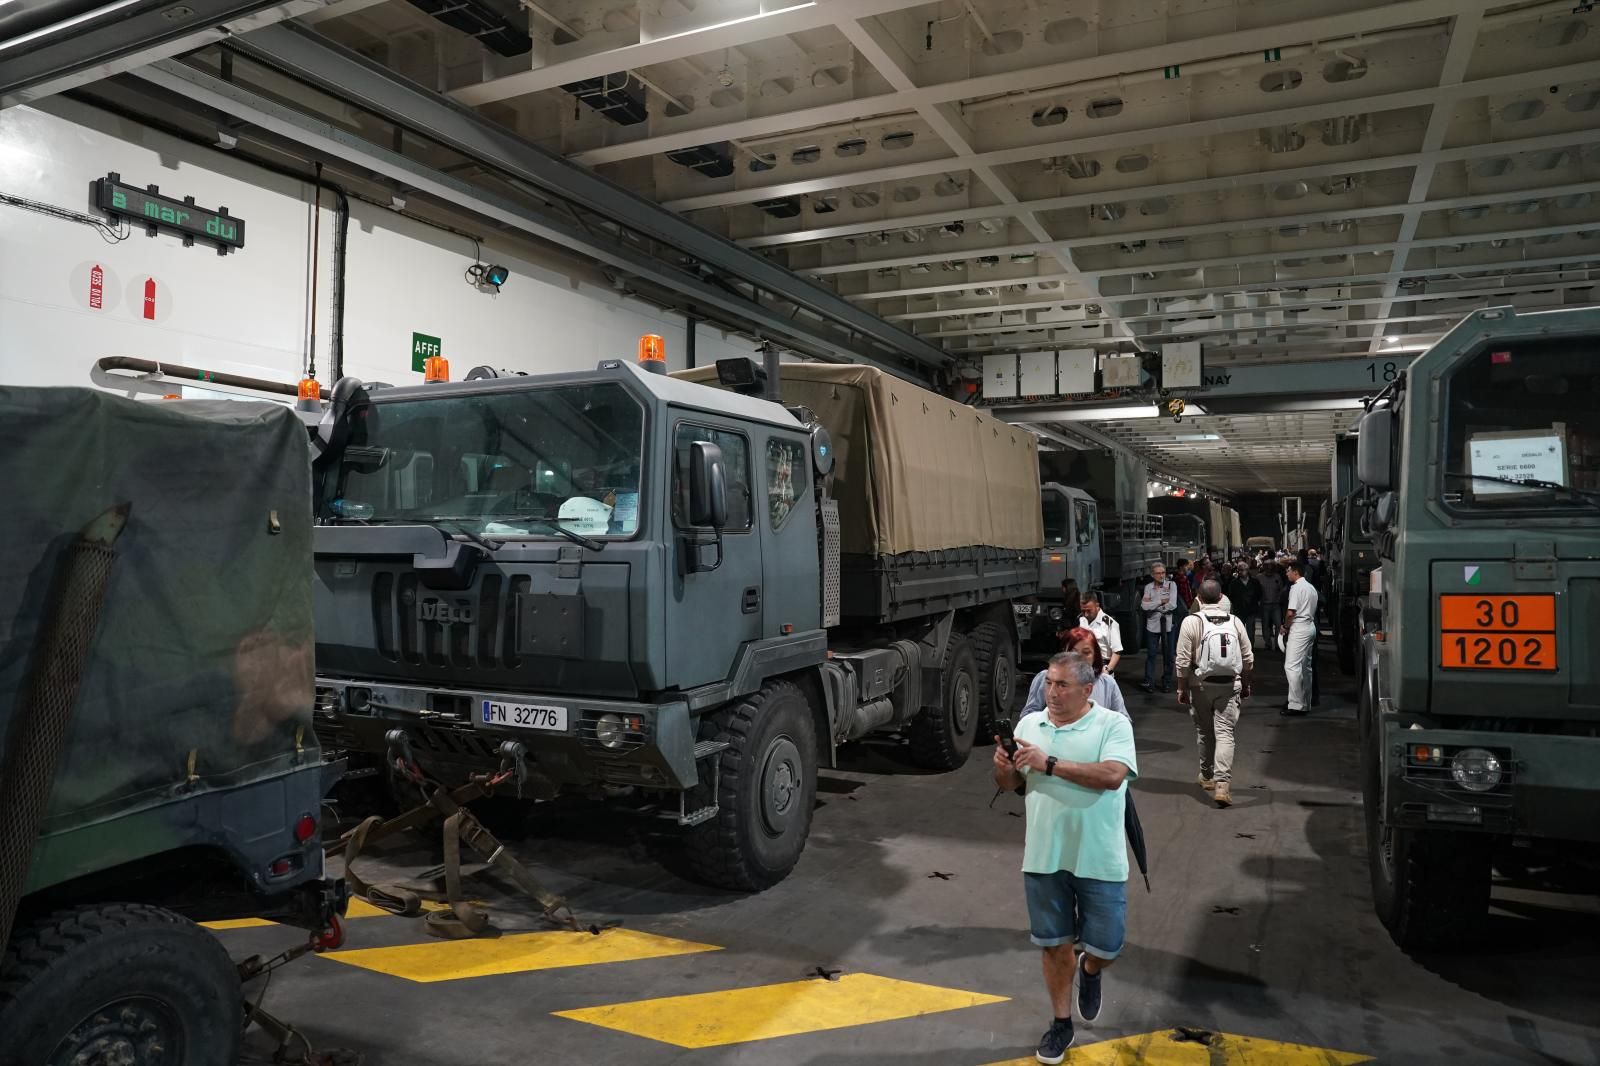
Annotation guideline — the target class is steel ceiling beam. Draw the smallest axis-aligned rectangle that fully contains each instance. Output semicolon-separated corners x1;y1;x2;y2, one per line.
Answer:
567;0;1498;168
881;250;1600;324
0;0;320;107
661;59;1600;213
219;23;950;372
127;57;936;380
450;0;935;107
1364;6;1485;351
782;130;1600;265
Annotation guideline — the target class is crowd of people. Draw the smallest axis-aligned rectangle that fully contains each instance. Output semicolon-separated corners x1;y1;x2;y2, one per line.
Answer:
997;542;1329;1062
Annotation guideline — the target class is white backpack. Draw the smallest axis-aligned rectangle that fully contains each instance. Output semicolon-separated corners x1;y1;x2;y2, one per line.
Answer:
1194;612;1243;679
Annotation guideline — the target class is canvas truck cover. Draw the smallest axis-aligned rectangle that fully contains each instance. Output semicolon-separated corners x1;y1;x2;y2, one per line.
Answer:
0;387;316;842
674;364;1043;556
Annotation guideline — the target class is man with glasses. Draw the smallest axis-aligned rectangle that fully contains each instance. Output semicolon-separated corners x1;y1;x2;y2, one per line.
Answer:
1138;563;1179;693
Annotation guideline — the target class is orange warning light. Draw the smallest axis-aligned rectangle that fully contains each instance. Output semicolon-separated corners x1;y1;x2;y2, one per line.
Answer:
424;356;450;383
638;334;665;365
298;378;321;401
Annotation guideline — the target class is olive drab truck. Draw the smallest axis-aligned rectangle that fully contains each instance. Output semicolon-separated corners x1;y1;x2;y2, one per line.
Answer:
1323;431;1377;675
1353;305;1600;950
0;388;344;1064
308;349;1042;891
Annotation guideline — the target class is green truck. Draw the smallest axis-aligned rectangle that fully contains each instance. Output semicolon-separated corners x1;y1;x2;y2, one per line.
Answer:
1353;305;1600;949
308;354;1042;891
1322;432;1377;675
0;388;344;1063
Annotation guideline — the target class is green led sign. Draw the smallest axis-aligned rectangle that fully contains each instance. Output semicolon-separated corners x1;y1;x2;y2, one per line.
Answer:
93;173;246;255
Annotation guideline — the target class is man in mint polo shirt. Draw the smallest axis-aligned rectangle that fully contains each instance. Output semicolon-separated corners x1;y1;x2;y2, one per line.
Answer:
993;652;1138;1064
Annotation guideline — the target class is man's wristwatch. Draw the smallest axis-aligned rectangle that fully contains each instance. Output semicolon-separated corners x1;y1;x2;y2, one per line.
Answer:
1044;756;1058;778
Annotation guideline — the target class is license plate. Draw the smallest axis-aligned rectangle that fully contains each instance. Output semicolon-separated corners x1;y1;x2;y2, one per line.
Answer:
1438;594;1557;671
481;700;568;731
1014;604;1034;616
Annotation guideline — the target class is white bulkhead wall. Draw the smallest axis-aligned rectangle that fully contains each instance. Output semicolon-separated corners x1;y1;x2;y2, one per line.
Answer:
0;98;752;393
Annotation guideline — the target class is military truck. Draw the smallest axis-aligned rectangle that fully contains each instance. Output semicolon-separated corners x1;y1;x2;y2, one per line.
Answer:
308;353;1041;891
1016;488;1175;655
1352;305;1600;949
1322;432;1377;675
0;388;343;1063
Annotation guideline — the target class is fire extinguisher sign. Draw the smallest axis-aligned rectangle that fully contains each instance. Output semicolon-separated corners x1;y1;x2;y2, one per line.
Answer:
90;265;104;309
144;277;157;320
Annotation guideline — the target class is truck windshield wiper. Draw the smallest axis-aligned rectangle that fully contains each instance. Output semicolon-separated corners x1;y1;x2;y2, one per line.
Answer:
1444;470;1600;506
497;515;606;552
431;520;504;553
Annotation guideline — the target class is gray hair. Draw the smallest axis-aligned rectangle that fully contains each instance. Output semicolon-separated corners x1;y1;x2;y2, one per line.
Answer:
1198;578;1224;604
1046;652;1098;687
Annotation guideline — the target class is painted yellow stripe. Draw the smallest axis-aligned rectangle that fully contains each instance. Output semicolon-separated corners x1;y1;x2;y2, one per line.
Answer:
200;918;275;930
555;972;1007;1048
980;1028;1372;1065
322;927;720;983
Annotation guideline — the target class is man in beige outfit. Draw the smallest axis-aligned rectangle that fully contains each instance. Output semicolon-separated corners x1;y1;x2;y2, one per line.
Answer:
1174;579;1254;807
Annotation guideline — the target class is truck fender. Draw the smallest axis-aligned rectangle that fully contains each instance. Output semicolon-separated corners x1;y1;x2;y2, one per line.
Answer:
917;611;956;710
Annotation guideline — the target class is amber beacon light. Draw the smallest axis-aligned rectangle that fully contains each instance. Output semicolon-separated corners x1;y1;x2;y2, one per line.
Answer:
638;334;667;375
424;355;450;383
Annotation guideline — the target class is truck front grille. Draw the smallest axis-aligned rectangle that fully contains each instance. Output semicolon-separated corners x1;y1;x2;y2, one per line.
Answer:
371;572;530;671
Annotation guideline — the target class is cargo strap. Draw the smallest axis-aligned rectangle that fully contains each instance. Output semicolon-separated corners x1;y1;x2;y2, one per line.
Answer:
335;771;577;937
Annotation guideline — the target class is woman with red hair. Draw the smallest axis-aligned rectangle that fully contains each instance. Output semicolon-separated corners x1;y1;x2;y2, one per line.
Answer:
1019;626;1129;720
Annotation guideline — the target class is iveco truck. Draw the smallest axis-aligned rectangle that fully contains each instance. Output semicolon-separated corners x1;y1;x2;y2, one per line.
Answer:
1353;305;1600;949
308;350;1041;890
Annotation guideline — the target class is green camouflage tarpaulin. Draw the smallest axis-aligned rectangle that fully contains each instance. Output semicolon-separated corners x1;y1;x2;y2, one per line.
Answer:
0;387;316;842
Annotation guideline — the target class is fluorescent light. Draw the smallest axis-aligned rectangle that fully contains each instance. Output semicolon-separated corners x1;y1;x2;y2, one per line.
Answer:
1049;404;1162;422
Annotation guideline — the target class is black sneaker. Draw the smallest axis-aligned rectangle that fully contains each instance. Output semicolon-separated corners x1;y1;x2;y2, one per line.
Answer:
1077;953;1104;1022
1036;1019;1075;1064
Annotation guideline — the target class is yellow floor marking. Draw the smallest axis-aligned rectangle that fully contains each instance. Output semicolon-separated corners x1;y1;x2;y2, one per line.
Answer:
322;927;721;983
554;972;1007;1048
980;1029;1372;1065
200;918;276;930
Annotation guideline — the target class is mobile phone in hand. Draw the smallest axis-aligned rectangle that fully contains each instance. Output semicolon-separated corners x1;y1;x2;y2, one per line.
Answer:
996;718;1019;757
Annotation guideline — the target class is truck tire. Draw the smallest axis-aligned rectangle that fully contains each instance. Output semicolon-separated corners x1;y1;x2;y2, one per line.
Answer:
908;633;979;771
970;621;1018;735
0;903;242;1066
1360;724;1491;950
684;680;817;892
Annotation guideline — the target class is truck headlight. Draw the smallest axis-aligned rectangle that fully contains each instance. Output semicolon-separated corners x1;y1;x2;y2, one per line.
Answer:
1450;748;1503;792
594;713;625;750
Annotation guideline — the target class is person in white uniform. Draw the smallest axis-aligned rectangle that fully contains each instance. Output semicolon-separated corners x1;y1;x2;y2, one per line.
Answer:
1078;592;1122;676
1280;561;1319;716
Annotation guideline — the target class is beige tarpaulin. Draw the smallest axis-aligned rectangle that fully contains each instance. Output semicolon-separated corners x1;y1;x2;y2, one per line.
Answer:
674;364;1042;556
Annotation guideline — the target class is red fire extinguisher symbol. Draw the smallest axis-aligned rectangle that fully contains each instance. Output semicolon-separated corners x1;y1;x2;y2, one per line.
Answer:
143;277;156;320
89;265;104;310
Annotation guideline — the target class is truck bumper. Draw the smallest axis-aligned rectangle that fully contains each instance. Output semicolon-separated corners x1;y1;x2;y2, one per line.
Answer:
1381;719;1600;843
314;678;700;791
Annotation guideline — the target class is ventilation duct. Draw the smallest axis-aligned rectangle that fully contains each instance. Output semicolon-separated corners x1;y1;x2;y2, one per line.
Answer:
665;143;734;178
405;0;530;56
561;74;648;124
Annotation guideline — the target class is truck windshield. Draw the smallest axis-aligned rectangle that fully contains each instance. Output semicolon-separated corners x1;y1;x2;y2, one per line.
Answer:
1441;338;1600;513
319;383;646;537
1042;492;1069;546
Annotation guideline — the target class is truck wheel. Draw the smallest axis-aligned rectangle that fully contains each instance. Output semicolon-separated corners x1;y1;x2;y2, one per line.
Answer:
0;903;242;1066
908;633;979;771
684;680;817;891
970;622;1018;735
1361;726;1490;949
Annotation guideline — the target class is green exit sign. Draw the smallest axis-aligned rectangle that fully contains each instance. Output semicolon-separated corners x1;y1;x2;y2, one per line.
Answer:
94;173;244;255
412;333;442;373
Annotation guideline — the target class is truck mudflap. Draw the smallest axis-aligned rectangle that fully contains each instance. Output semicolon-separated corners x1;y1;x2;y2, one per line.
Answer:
1379;716;1600;843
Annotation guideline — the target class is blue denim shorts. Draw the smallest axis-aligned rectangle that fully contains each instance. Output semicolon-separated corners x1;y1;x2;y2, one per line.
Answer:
1023;870;1127;958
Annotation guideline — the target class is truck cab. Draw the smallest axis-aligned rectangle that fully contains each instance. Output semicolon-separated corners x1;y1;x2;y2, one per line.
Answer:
1038;483;1102;598
1354;305;1600;949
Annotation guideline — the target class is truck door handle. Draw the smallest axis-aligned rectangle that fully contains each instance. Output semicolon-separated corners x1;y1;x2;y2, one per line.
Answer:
742;587;760;614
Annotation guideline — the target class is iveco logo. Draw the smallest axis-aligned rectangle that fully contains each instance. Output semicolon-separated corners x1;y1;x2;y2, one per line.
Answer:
418;599;474;624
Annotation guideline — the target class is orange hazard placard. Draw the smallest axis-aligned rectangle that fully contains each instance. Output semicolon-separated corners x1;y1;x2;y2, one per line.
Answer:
1439;594;1557;671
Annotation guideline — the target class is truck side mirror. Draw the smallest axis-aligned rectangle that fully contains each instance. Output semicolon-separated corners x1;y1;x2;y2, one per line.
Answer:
1356;408;1394;490
688;440;728;529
